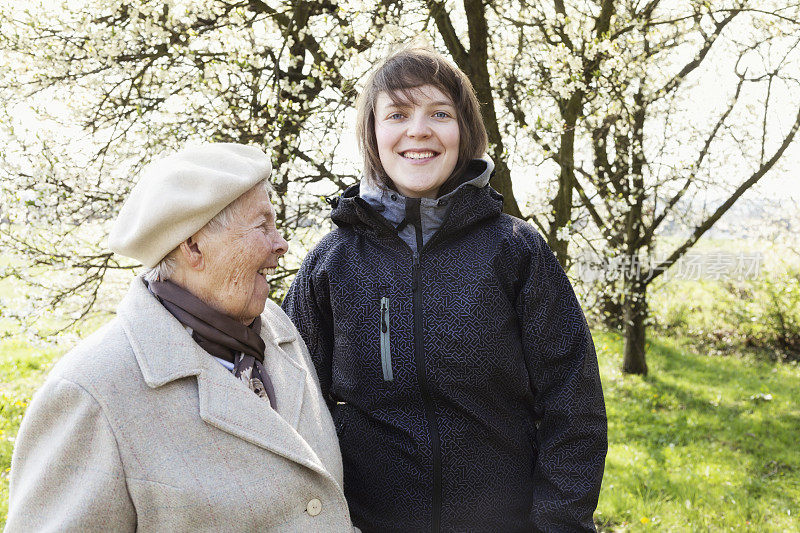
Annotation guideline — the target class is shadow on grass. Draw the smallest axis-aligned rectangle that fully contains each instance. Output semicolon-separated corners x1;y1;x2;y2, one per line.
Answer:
598;331;800;529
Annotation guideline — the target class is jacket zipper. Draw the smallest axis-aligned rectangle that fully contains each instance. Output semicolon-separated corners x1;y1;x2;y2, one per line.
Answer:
380;297;393;381
361;196;443;531
412;250;442;533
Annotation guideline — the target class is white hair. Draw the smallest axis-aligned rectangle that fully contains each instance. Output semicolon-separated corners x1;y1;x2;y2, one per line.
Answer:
143;254;177;282
143;179;273;282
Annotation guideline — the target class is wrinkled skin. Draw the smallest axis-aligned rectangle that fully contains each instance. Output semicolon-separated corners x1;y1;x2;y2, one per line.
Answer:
175;185;288;325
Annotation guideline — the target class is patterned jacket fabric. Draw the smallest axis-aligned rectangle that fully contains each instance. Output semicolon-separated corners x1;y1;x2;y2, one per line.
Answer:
282;171;607;533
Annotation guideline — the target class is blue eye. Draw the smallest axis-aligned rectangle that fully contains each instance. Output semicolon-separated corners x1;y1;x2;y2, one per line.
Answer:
433;111;451;119
388;112;404;120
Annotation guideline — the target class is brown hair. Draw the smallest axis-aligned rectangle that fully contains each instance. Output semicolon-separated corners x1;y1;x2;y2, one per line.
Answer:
355;46;488;190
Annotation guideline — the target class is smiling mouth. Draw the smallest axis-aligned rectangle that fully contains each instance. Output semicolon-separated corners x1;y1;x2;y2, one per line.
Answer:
401;150;438;160
257;267;276;278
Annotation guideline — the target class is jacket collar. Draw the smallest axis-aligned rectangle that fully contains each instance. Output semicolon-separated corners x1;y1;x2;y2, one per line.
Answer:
116;277;327;475
358;157;496;251
359;156;495;228
331;158;503;247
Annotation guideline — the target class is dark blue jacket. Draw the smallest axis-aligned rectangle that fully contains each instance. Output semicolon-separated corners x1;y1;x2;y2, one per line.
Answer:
283;179;607;532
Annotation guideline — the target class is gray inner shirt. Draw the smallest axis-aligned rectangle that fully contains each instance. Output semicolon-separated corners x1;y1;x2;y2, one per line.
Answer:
359;156;495;253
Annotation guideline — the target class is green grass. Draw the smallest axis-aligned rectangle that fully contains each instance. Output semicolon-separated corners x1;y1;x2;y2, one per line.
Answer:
649;270;800;362
595;331;800;531
1;330;799;530
0;338;61;526
647;237;800;362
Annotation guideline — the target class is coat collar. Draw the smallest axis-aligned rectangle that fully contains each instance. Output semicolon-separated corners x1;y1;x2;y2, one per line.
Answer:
116;277;326;475
358;156;495;227
331;158;503;248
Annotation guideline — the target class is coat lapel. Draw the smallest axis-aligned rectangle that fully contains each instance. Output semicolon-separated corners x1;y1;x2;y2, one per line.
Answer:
117;277;326;476
259;311;307;430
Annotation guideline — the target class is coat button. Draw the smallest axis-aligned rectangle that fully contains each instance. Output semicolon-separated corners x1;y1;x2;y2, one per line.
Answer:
306;498;322;516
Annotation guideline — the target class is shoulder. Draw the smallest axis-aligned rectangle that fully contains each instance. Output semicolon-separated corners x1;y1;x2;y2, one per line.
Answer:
48;319;139;394
310;227;357;256
295;227;359;277
19;319;139;449
477;214;566;290
482;213;549;260
496;213;545;243
262;299;301;341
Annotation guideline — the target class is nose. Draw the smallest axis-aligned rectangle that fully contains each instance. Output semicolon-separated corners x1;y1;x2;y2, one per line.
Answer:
273;232;289;257
406;114;431;138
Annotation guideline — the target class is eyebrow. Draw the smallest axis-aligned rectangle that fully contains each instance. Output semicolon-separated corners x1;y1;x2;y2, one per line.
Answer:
383;100;455;109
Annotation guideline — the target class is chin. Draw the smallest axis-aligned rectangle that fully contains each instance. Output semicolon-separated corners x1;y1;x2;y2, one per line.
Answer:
250;299;268;318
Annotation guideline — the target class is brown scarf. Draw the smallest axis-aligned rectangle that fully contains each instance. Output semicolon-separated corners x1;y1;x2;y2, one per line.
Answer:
148;280;277;410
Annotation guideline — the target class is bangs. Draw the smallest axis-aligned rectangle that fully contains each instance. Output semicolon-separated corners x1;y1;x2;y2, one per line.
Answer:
370;58;451;107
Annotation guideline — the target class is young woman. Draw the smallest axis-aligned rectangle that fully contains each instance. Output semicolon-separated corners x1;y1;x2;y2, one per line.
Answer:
283;47;607;532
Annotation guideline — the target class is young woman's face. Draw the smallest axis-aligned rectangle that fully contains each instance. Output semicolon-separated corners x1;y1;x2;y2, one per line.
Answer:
374;85;460;199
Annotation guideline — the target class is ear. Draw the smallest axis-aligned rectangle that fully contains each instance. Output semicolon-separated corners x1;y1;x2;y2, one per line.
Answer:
178;233;204;271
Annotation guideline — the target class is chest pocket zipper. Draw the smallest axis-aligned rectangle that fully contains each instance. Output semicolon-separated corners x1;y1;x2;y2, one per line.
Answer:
380;297;393;381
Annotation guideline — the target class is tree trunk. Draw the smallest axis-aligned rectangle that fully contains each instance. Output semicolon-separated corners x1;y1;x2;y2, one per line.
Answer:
622;278;648;375
548;92;583;267
599;289;625;331
433;0;523;219
489;158;522;218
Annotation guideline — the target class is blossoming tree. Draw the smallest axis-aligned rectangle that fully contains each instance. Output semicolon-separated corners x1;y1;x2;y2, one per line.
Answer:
1;0;799;375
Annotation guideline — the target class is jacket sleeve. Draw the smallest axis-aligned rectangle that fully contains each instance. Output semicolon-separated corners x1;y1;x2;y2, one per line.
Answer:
282;251;335;405
6;376;136;532
517;233;607;532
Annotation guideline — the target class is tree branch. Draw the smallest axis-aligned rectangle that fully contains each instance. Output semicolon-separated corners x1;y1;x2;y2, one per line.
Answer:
646;74;746;239
426;0;469;69
647;104;800;283
656;10;739;96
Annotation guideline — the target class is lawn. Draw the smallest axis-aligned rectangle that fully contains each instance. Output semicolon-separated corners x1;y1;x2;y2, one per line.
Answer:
594;331;800;531
1;329;798;530
0;337;61;526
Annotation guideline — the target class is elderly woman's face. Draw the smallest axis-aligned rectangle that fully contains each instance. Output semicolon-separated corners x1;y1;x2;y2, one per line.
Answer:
374;84;460;199
196;186;288;324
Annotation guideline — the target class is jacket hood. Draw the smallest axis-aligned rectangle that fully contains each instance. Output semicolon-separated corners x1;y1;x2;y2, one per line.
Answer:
330;157;503;248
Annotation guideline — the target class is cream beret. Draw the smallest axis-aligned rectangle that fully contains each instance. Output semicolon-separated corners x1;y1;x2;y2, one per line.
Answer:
109;143;272;268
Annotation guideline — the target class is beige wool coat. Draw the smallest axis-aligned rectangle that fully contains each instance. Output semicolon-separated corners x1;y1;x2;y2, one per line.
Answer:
5;277;354;532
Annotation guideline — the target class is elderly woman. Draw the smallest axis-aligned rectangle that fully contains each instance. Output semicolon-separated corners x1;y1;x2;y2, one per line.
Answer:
6;144;354;532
